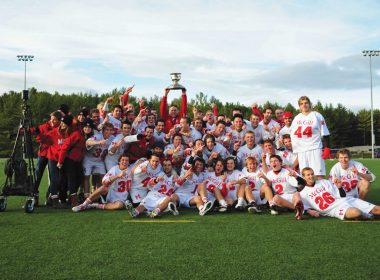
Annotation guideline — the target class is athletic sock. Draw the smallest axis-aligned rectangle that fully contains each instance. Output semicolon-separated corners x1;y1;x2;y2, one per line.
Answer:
237;197;244;206
96;204;105;210
219;199;227;207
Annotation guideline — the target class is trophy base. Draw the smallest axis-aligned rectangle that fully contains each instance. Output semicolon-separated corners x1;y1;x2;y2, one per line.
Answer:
166;83;186;90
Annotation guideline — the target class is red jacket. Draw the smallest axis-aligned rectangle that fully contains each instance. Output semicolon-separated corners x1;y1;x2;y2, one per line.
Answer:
160;93;187;133
39;127;65;162
58;130;86;164
36;121;56;157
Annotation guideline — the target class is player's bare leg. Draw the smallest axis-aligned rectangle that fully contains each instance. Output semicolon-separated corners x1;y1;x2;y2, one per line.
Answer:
273;195;294;209
358;180;370;200
213;188;228;212
149;197;171;218
72;186;109;212
170;193;180;206
244;186;261;213
260;184;278;215
344;207;363;220
370;205;380;216
235;184;246;210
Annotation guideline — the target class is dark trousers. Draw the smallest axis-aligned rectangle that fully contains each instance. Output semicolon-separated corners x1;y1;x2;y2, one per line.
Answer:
34;156;49;193
47;159;60;196
60;158;83;195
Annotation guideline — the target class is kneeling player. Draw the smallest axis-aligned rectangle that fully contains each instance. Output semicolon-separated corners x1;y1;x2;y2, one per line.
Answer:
129;159;178;218
72;155;132;212
300;167;380;220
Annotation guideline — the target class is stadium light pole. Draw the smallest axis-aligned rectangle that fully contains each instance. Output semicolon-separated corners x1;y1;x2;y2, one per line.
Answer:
362;50;379;159
17;55;34;90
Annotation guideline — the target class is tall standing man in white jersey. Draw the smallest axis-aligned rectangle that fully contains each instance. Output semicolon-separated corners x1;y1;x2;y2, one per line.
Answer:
290;96;330;179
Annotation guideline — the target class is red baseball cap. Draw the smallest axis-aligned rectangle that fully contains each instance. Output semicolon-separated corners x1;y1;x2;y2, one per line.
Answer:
283;111;293;119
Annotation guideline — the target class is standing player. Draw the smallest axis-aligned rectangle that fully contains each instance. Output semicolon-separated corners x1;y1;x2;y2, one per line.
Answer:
265;155;305;220
105;121;132;171
83;122;114;197
300;167;380;220
329;149;376;200
290;96;330;179
246;113;265;145
259;107;280;141
129;153;162;206
72;155;133;212
129;159;178;218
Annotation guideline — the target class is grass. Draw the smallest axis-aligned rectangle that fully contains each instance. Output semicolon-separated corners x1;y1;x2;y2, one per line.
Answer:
0;159;380;280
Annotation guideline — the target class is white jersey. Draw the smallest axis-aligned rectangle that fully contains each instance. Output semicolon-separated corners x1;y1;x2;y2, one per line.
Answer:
105;133;126;169
225;170;244;199
107;113;122;134
175;170;205;196
300;179;342;214
181;128;202;146
153;130;166;144
237;144;263;168
203;171;225;193
133;119;148;135
102;165;132;202
206;122;216;131
275;125;291;148
229;129;246;151
259;119;280;141
164;144;185;162
85;132;114;162
241;167;265;191
290;111;329;153
266;168;298;195
329;160;374;198
131;161;162;191
149;172;177;197
202;143;230;161
277;149;297;167
245;123;264;144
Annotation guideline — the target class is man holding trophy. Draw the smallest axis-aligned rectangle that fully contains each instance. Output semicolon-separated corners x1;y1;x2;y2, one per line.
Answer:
160;73;188;133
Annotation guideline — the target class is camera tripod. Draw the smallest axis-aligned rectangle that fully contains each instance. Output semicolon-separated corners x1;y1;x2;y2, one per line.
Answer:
0;90;36;213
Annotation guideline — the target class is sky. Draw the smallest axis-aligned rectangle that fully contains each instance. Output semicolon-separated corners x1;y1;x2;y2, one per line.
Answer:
1;0;380;111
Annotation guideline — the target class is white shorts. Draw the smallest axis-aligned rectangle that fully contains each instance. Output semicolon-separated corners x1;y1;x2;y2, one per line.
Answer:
83;158;106;176
252;190;267;205
324;199;352;220
130;188;149;204
297;148;326;176
106;189;129;204
278;193;295;204
176;193;196;208
141;192;167;211
345;197;375;215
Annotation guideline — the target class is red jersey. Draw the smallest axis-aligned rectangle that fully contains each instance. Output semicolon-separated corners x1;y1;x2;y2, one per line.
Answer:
58;130;86;164
160;93;187;133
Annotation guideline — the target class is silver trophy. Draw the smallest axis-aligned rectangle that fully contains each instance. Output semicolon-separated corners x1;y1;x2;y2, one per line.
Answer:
166;73;186;90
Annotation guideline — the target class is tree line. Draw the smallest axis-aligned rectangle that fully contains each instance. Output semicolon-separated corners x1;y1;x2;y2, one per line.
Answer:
0;88;379;158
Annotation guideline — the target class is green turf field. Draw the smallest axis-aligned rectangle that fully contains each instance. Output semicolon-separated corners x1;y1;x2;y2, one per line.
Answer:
0;159;379;280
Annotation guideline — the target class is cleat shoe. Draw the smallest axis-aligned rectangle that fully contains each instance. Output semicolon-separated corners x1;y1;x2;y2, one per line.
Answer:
124;200;133;211
168;202;179;216
235;205;246;211
149;209;160;218
218;205;228;213
199;200;213;216
270;205;279;215
295;201;304;220
247;202;262;213
128;207;138;218
72;204;88;213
